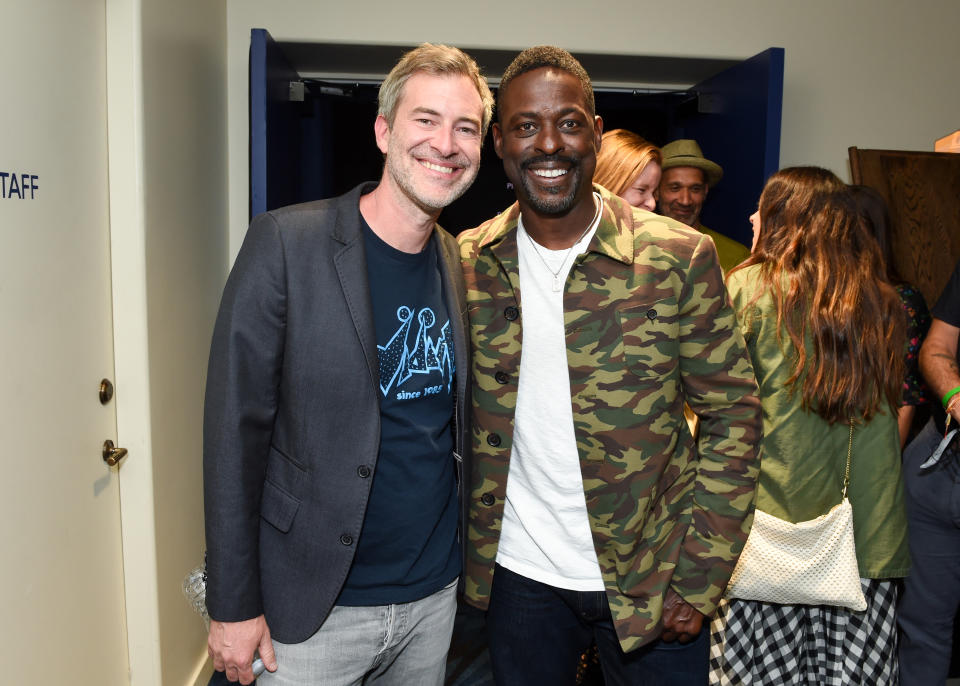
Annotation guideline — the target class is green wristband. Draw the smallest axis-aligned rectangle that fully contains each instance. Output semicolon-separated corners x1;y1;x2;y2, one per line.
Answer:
943;385;960;410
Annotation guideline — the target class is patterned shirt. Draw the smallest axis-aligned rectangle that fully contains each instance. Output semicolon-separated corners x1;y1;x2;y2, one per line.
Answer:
897;283;931;407
458;186;762;652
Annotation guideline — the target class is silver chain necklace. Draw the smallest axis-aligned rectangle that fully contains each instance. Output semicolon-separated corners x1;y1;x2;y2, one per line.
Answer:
522;193;602;292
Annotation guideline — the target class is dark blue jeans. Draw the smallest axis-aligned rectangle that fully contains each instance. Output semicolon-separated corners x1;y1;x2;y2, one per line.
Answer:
486;564;708;686
898;419;960;686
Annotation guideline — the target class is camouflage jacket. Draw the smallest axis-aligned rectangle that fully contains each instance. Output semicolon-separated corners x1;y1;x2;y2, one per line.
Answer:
458;186;762;652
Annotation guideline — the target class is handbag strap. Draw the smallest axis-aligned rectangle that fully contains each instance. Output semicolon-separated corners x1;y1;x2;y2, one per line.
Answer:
841;418;854;499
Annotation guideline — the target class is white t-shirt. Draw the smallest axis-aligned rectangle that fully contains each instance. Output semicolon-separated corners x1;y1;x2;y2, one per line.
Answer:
495;194;606;591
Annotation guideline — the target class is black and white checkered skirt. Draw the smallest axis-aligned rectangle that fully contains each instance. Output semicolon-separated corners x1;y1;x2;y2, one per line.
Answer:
708;578;898;685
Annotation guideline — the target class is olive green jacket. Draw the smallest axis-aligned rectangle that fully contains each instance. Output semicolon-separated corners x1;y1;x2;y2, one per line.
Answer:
698;224;751;274
727;265;910;578
458;187;762;652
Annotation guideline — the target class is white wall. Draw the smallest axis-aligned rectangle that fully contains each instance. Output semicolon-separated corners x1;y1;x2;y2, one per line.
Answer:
142;1;229;682
1;0;127;681
225;0;960;255
108;0;228;683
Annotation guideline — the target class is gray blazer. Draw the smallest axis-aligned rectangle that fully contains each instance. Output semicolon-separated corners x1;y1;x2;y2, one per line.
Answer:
203;183;470;643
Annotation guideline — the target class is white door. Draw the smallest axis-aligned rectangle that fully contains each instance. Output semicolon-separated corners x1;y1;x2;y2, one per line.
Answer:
0;0;129;682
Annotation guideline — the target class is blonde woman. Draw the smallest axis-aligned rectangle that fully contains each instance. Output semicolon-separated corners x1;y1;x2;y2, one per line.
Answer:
593;129;661;211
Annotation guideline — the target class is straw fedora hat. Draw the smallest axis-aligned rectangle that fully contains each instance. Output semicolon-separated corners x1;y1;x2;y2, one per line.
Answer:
660;139;723;187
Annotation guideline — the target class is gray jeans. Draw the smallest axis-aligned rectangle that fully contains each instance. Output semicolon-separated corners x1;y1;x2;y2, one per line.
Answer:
259;579;458;686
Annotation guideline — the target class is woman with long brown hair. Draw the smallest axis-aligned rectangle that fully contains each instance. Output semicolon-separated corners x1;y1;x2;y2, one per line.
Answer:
709;167;910;684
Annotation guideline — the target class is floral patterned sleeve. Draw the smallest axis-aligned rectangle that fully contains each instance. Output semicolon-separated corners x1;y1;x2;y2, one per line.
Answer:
897;283;932;406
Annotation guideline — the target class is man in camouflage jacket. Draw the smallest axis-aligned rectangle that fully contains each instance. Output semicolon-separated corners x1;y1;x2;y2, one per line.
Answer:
459;46;761;683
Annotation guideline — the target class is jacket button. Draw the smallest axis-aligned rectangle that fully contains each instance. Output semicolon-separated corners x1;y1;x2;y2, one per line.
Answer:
357;465;371;478
646;309;657;320
504;306;519;321
339;534;353;546
487;433;501;447
481;493;495;506
495;371;509;384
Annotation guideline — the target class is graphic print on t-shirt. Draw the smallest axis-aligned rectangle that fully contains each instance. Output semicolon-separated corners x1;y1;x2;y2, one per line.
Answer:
340;218;460;607
377;305;454;399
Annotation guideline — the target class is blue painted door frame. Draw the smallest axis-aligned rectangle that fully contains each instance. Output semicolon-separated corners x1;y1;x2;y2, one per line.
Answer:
249;28;303;219
671;48;785;246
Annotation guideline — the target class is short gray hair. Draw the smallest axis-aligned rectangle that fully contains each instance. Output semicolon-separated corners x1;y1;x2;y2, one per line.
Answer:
378;43;494;136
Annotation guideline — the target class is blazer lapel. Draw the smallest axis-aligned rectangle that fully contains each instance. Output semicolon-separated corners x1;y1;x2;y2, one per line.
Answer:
331;192;379;392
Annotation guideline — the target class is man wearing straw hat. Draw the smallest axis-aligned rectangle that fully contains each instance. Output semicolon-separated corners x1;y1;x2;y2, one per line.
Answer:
658;139;750;272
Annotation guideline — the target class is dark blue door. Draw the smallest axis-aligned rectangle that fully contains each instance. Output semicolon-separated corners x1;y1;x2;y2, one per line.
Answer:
249;28;304;219
669;48;784;246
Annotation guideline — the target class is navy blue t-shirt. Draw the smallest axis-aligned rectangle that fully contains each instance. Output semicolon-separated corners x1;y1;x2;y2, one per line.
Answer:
337;219;459;605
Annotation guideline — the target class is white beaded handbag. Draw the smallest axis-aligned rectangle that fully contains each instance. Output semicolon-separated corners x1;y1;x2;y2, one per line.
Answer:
725;420;867;611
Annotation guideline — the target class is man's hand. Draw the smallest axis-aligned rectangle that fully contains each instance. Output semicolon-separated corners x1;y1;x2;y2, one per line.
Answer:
208;615;278;684
660;588;705;644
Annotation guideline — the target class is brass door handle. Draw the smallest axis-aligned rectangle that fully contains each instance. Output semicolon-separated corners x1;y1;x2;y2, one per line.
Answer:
99;378;114;405
102;440;128;467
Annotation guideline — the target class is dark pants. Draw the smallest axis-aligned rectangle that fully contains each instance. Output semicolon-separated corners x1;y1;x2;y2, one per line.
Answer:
899;419;960;686
485;564;708;686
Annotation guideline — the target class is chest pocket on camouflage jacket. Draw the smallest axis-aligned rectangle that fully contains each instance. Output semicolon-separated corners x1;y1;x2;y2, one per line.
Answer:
616;296;680;379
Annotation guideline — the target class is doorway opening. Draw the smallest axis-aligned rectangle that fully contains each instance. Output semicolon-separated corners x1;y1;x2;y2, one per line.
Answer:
251;34;783;244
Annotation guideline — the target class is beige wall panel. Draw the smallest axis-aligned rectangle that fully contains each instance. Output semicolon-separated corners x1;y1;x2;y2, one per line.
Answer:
0;0;128;682
108;0;228;683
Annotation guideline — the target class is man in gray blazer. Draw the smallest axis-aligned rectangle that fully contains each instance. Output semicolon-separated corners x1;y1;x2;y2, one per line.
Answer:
203;43;492;685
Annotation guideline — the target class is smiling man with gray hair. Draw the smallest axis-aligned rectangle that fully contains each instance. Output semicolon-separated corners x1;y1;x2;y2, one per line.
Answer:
203;43;492;685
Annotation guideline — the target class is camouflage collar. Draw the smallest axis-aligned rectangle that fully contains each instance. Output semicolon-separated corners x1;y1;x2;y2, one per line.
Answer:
590;185;636;266
476;184;634;266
